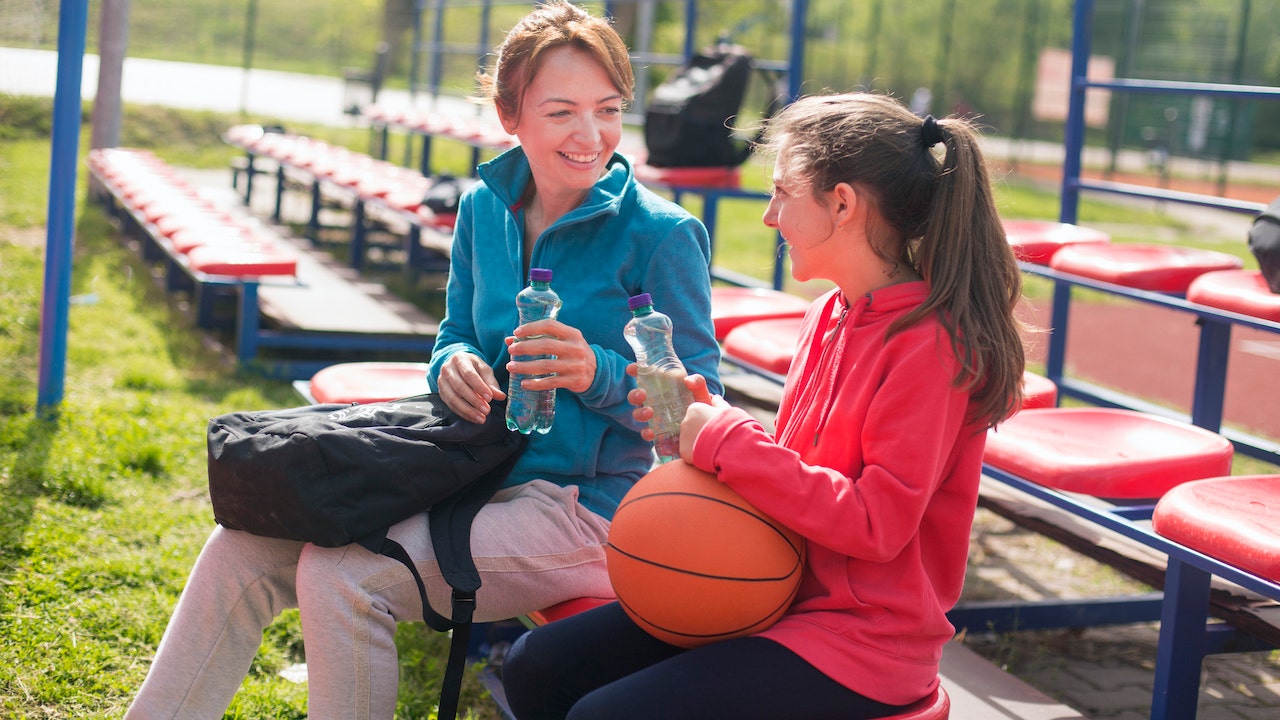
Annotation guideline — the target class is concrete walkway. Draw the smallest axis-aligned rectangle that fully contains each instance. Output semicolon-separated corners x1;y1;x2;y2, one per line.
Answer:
1;46;458;126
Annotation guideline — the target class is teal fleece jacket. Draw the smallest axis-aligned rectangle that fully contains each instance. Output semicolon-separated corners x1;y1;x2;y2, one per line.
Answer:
428;147;723;520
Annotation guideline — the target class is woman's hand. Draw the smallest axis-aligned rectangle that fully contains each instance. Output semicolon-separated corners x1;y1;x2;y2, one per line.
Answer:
506;319;598;394
437;352;505;424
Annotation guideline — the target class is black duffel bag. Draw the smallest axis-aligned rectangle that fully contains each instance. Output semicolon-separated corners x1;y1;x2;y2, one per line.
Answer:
207;393;526;720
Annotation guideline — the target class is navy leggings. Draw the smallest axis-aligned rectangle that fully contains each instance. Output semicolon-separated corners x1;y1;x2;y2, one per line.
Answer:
501;602;911;720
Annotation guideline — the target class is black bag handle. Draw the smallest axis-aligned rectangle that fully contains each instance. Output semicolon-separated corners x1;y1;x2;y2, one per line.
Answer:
356;401;526;720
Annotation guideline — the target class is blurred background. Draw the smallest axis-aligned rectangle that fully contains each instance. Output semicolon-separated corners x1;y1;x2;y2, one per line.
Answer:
5;0;1280;164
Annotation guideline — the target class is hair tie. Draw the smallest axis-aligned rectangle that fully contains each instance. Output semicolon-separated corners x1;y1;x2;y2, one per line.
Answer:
920;115;944;148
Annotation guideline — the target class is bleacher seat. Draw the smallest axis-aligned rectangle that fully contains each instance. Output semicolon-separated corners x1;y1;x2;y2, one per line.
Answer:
308;361;432;405
884;685;951;720
634;164;742;190
185;243;298;277
724;311;1061;414
1186;269;1280;323
721;316;803;377
1152;474;1280;582
1003;219;1110;265
1049;243;1243;294
524;597;614;627
90;147;300;282
710;286;810;341
984;407;1233;499
1019;371;1058;410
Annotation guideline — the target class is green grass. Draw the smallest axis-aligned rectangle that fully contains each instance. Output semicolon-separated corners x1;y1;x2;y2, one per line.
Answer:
0;102;501;718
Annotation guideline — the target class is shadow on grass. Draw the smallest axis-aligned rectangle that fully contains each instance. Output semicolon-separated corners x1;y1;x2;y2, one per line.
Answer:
0;415;61;573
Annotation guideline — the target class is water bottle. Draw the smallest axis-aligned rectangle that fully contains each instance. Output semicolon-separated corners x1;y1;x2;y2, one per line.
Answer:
506;268;562;434
624;293;695;463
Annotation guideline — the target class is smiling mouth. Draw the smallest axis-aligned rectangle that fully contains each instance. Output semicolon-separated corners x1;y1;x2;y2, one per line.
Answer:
560;151;599;164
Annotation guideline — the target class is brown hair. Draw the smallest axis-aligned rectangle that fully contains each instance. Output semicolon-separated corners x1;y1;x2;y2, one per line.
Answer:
477;0;634;124
761;92;1026;427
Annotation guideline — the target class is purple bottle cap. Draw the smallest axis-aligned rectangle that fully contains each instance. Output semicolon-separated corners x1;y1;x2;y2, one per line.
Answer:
529;267;552;282
628;293;653;311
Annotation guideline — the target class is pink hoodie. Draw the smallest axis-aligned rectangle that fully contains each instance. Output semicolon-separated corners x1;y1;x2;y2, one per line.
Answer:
692;282;986;705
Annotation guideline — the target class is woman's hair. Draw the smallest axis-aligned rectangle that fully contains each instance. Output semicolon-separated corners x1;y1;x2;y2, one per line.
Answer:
761;92;1026;428
478;0;634;123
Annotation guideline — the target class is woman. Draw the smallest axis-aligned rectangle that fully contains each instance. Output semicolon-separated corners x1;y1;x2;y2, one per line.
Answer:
501;92;1027;720
125;3;720;718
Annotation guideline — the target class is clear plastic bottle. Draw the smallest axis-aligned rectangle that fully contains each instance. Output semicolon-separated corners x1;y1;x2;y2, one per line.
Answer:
624;293;695;463
505;268;562;434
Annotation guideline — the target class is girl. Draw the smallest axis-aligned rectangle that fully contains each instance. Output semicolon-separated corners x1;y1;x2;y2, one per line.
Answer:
501;92;1026;720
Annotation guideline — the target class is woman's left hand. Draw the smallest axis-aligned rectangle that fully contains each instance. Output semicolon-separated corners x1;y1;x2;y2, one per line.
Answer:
505;319;598;394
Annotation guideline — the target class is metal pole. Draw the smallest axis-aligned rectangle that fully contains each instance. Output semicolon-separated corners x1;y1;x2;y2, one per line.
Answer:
683;0;698;60
863;0;883;90
37;0;90;415
1105;0;1144;177
1060;0;1095;225
633;0;656;117
932;0;957;115
428;0;446;100
408;0;426;102
787;0;807;103
1218;0;1251;195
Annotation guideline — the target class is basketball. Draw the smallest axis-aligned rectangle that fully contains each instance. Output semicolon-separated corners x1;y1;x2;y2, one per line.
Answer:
605;460;805;648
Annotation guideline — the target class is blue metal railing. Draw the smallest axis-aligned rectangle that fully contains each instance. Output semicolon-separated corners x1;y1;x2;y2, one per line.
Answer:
1052;0;1279;464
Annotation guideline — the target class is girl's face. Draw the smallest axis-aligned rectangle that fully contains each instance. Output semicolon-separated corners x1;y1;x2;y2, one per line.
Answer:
763;159;841;284
499;45;625;201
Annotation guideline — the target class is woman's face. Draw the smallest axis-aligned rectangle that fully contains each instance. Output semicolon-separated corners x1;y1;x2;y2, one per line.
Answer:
763;158;841;284
500;45;625;200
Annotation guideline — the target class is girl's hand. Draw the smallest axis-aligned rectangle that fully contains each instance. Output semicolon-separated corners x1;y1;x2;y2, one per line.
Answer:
626;366;717;443
505;319;598;394
679;393;732;461
437;352;505;424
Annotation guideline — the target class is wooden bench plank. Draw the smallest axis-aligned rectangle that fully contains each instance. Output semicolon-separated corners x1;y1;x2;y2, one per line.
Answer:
941;641;1090;720
975;475;1280;647
256;234;437;335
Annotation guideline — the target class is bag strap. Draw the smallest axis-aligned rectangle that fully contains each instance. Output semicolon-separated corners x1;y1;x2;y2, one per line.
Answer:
357;430;526;720
375;537;474;720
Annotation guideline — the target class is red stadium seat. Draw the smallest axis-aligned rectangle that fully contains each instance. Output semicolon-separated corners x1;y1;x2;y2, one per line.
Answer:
1186;269;1280;322
1152;474;1280;582
984;408;1233;499
1049;243;1243;294
710;287;810;341
1003;219;1110;265
308;361;432;405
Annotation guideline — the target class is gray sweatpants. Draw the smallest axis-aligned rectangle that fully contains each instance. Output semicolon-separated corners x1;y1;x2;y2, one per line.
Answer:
125;480;614;719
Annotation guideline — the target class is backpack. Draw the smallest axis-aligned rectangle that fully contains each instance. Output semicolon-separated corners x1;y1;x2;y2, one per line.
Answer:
643;42;758;168
423;174;479;216
206;393;526;720
1248;196;1280;293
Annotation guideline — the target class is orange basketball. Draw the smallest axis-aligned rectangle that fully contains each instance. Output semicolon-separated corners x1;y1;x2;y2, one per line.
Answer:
605;460;805;648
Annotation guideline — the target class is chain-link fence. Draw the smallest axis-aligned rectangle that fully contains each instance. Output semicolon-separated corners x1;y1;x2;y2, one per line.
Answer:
0;0;382;77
